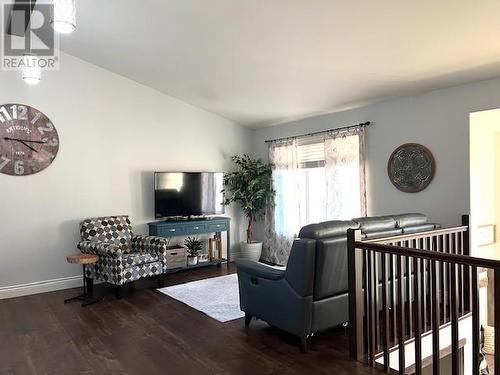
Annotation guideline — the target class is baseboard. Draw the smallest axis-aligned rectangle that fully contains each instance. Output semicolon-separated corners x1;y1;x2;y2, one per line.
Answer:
0;275;83;300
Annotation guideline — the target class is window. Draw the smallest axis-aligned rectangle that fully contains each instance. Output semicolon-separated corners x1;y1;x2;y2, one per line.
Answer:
268;128;366;242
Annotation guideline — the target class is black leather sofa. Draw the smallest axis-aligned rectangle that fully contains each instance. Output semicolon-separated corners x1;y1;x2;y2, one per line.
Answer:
236;213;439;352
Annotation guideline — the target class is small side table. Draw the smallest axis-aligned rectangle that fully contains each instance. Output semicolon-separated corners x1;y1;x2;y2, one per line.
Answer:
65;253;103;306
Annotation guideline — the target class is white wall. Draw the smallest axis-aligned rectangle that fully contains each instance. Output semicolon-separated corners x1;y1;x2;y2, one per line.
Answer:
470;111;498;258
252;77;500;227
469;109;500;259
0;52;252;293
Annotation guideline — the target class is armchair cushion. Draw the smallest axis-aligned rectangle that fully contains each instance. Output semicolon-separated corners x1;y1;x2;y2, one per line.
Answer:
237;259;285;280
78;240;123;258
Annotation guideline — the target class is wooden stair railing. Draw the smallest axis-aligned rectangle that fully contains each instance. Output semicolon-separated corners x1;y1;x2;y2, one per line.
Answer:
347;215;500;375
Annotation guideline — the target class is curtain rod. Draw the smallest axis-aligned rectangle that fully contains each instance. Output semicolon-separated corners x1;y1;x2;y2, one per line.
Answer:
264;121;371;144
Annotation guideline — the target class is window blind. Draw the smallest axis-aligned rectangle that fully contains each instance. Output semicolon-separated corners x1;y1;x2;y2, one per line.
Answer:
296;135;325;168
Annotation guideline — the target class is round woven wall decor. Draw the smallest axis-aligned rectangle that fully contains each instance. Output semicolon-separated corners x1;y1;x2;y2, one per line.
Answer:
387;143;435;193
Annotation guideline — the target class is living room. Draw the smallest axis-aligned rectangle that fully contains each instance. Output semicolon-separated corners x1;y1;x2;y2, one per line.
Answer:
1;1;500;374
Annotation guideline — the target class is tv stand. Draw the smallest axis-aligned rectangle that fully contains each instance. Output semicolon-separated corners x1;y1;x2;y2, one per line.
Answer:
148;216;231;269
162;215;211;222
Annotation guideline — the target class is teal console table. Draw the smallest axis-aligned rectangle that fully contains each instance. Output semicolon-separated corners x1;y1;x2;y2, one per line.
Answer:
148;216;231;269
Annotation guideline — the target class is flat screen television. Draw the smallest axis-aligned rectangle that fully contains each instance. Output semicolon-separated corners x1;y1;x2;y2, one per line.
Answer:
154;172;224;218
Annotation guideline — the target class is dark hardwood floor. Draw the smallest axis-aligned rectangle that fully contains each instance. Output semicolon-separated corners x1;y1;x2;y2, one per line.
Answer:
0;265;382;375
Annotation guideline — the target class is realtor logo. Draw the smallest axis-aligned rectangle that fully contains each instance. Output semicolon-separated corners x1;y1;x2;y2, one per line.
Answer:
2;2;59;71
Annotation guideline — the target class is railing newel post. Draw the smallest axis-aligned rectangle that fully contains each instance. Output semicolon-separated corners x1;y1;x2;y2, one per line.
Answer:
347;228;364;361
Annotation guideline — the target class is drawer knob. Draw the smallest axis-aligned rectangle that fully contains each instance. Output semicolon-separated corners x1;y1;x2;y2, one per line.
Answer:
170;229;176;232
170;252;177;255
216;225;221;227
194;226;199;230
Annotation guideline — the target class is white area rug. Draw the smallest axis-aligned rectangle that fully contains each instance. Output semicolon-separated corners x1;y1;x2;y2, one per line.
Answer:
157;273;244;322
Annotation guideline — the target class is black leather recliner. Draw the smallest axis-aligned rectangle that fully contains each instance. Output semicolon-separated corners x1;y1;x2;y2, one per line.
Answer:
236;213;439;352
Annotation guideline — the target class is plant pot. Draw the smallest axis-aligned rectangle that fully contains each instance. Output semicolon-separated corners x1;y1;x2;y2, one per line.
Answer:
240;242;262;262
187;256;198;266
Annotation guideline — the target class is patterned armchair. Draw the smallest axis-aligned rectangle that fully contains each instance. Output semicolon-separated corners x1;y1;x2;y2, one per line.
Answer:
77;215;167;297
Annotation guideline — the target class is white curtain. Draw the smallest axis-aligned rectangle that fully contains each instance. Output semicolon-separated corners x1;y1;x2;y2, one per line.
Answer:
325;127;367;219
263;126;367;265
262;139;301;265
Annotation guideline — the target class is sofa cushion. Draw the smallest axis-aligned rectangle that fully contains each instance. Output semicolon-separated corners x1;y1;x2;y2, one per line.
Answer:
352;216;396;233
402;223;437;234
363;228;403;239
299;220;359;240
393;213;428;228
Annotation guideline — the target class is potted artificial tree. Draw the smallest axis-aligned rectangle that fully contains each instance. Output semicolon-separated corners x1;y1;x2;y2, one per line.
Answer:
184;236;203;266
222;154;274;262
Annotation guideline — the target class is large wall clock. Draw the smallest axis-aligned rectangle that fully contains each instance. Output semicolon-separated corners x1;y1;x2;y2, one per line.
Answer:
0;104;59;176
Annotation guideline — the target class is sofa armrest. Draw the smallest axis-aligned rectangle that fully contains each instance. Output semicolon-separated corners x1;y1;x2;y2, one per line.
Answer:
78;241;122;258
132;235;168;256
236;259;285;280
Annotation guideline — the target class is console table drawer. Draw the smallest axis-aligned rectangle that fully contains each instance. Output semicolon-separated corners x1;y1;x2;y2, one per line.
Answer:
157;226;185;236
207;222;228;232
185;224;206;233
165;247;186;269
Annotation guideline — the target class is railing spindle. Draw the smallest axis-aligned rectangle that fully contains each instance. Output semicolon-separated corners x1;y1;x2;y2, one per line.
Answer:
367;250;375;365
450;261;459;374
405;241;412;336
440;236;450;323
462;215;471;312
397;255;405;374
413;257;422;375
455;232;464;315
364;250;369;356
438;235;446;324
431;260;440;375
390;252;397;344
374;252;380;353
381;253;390;372
427;237;434;329
446;233;451;319
420;238;428;332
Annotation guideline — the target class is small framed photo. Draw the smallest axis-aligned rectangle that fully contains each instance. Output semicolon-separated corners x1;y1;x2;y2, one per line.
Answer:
477;224;496;247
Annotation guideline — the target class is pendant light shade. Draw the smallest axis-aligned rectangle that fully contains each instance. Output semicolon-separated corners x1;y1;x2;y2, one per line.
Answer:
22;54;41;85
51;0;76;34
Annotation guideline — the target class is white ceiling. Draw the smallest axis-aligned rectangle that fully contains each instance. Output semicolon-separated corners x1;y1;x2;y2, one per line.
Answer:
50;1;500;127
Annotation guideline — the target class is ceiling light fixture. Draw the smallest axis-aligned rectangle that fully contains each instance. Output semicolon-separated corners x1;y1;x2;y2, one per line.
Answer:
22;53;41;85
51;0;76;34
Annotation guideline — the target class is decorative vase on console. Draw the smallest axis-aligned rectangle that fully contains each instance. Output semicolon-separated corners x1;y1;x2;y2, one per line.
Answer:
222;154;274;262
184;237;202;266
